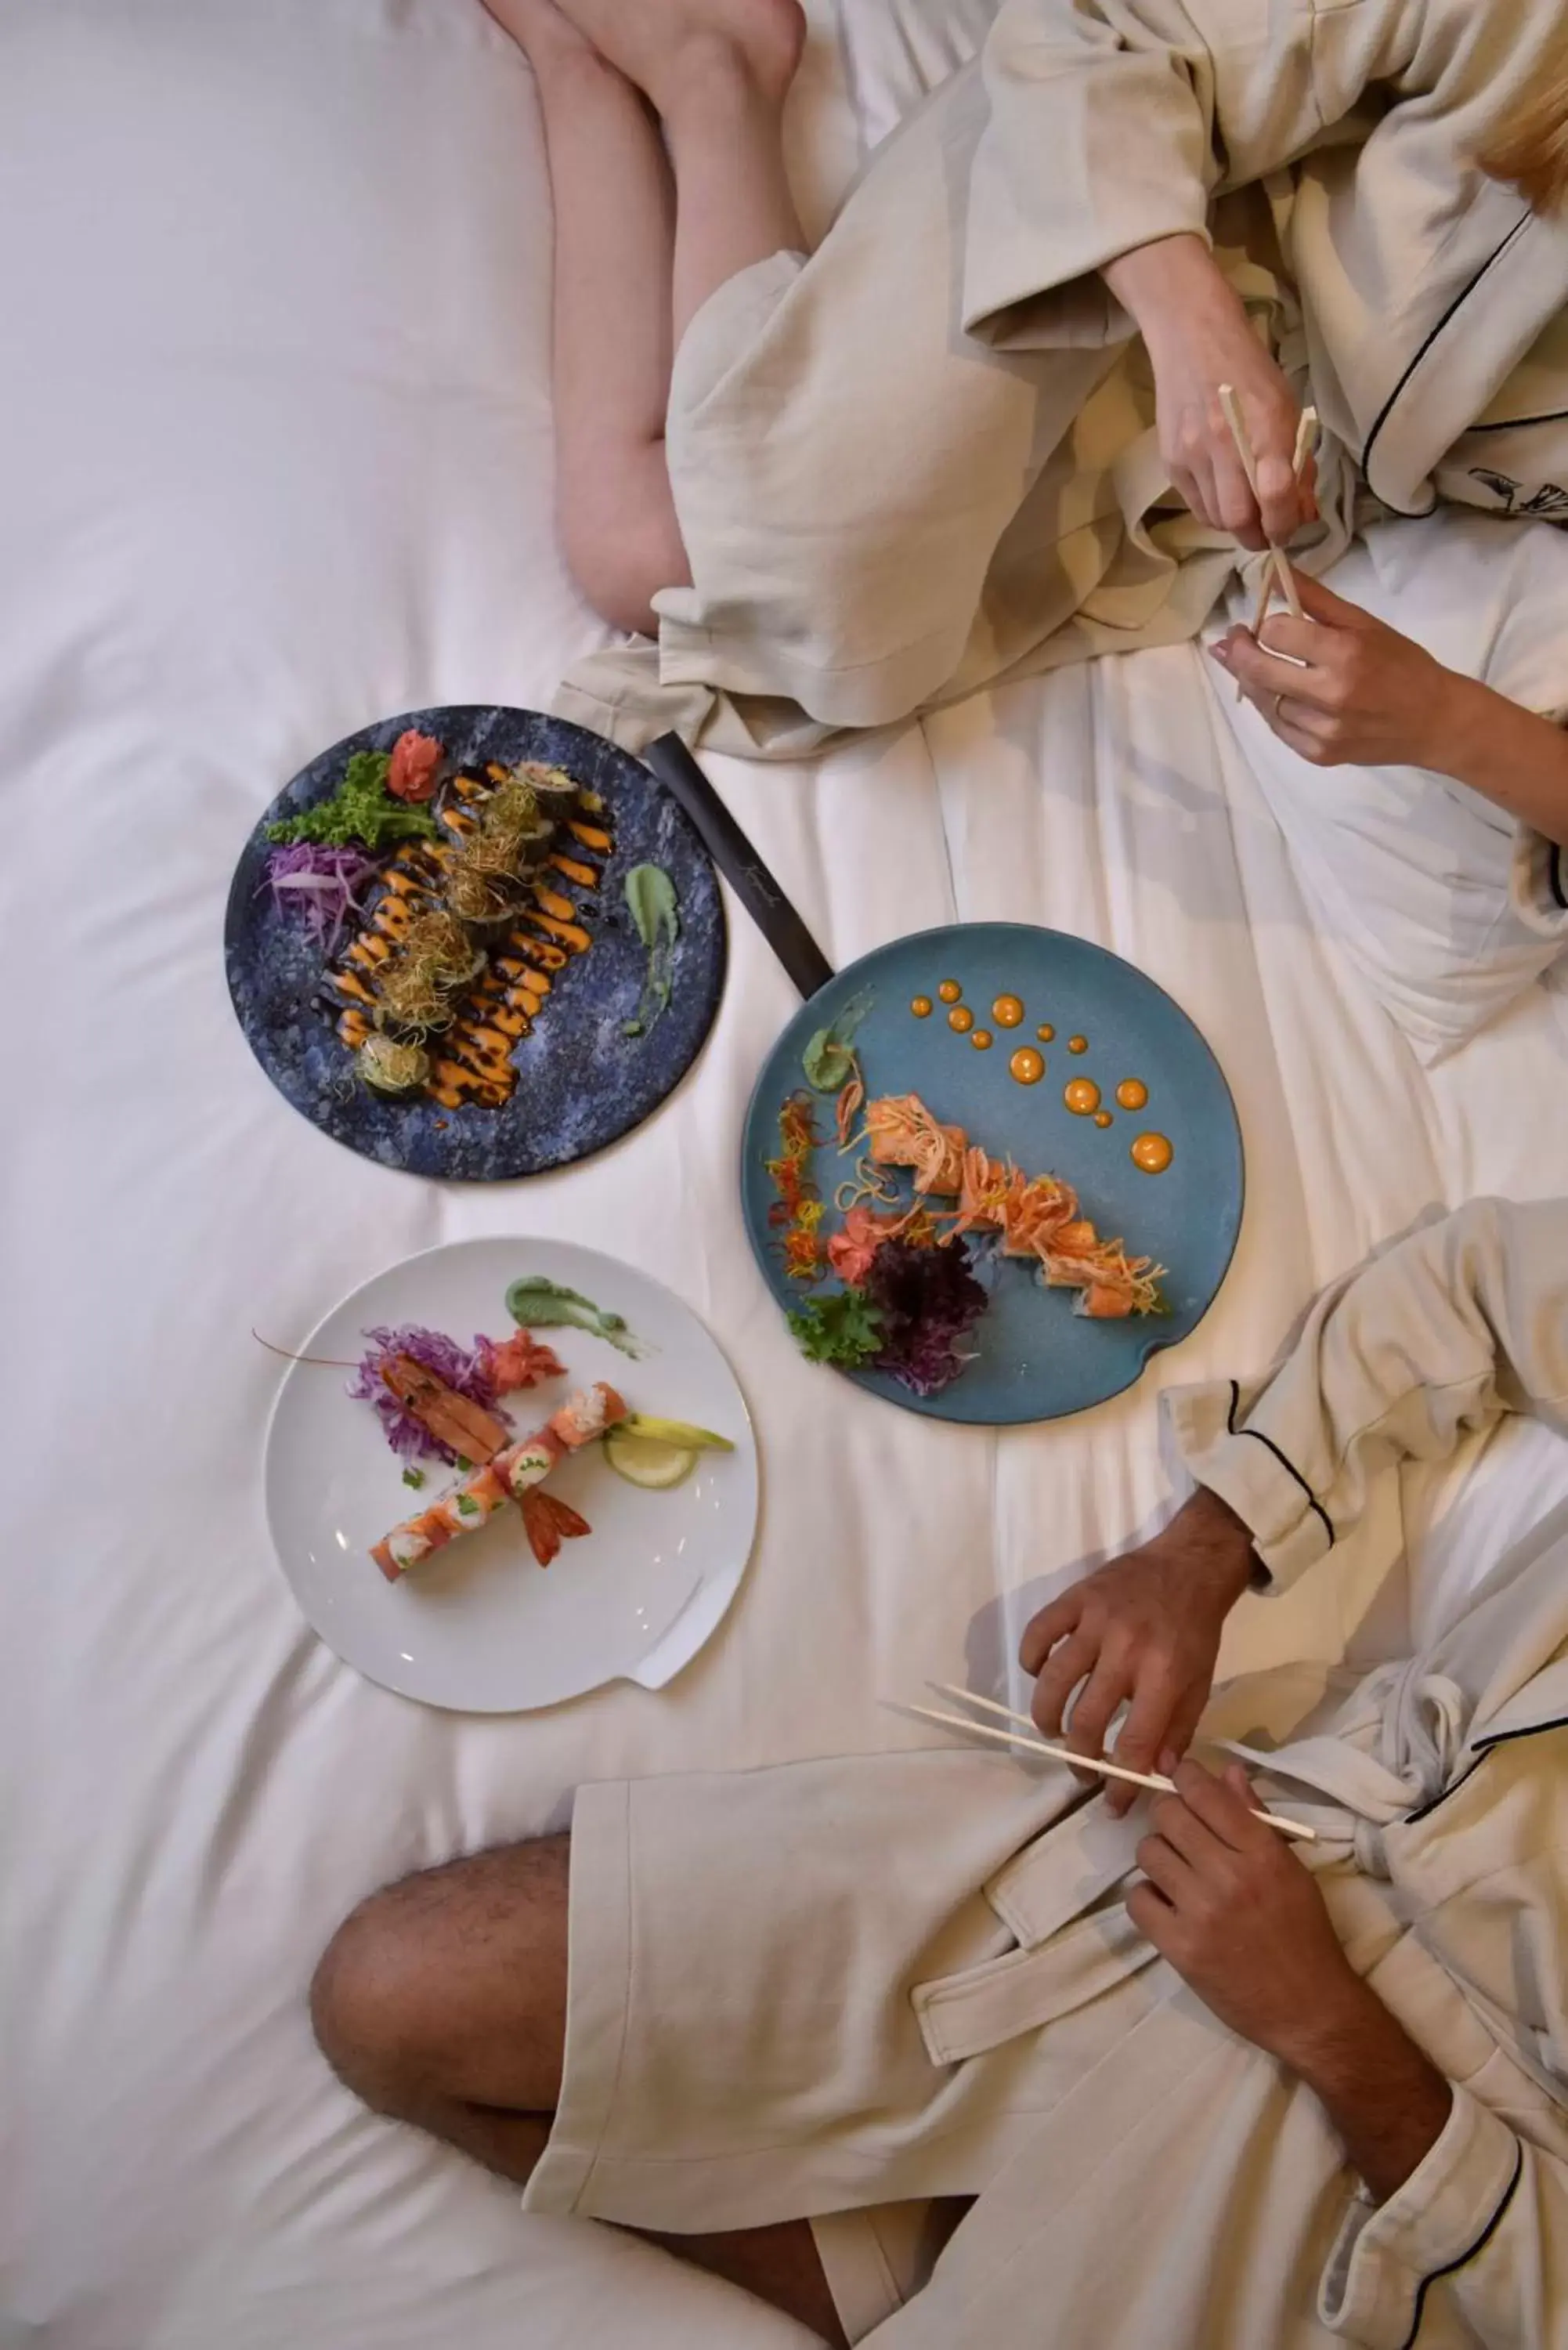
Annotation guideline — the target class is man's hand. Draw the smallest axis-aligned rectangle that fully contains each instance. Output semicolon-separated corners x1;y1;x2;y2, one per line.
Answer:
1129;1761;1454;2201
1128;1761;1357;2057
1208;570;1460;768
1019;1488;1255;1813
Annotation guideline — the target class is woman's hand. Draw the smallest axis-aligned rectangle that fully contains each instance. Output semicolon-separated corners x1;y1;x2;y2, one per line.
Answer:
1019;1488;1256;1814
1103;234;1314;549
1209;571;1462;768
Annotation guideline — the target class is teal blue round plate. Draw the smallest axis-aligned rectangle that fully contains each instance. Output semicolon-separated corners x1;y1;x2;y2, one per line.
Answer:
740;923;1244;1424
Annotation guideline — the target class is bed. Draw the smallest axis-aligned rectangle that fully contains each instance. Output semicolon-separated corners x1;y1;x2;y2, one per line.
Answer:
5;5;1567;2345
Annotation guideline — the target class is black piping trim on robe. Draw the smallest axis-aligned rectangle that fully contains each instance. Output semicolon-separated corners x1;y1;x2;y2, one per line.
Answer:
1465;408;1568;434
1227;1380;1335;1548
1406;1714;1568;1825
1361;215;1534;518
1551;842;1566;913
1394;2141;1523;2350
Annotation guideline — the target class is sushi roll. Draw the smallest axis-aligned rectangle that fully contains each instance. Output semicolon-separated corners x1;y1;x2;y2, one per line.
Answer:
371;1506;456;1583
432;1462;508;1537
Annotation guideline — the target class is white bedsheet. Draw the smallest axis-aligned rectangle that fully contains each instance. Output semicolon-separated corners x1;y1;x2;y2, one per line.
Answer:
4;6;1567;2347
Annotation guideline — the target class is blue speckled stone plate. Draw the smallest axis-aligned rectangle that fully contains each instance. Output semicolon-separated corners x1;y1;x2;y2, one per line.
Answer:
741;923;1244;1425
226;707;724;1179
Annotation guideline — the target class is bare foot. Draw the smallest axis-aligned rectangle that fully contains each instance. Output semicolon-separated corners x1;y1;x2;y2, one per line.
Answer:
545;0;806;114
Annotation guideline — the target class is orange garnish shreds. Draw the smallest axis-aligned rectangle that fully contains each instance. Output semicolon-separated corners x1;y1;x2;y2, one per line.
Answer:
766;1093;828;1281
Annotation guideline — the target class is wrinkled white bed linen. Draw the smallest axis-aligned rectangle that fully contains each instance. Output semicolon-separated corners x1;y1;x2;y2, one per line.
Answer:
4;6;1566;2348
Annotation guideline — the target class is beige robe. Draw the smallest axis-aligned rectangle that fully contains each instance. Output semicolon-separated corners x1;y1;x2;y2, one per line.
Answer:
526;1198;1568;2348
555;0;1568;760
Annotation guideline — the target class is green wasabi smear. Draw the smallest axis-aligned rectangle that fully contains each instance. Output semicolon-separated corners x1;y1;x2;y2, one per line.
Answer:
505;1274;648;1359
622;864;679;1038
401;1466;425;1490
802;987;875;1094
266;749;439;851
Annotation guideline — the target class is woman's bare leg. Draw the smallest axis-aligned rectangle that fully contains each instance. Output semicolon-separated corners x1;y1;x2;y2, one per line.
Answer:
485;0;686;631
311;1835;847;2344
482;0;807;631
543;0;807;342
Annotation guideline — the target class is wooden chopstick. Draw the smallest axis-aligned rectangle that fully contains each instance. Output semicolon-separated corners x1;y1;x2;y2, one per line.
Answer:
1217;383;1306;623
904;1689;1317;1843
1248;407;1319;645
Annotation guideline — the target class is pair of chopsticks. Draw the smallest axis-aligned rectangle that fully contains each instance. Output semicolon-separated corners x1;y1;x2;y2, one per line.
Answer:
1215;388;1318;698
895;1682;1316;1842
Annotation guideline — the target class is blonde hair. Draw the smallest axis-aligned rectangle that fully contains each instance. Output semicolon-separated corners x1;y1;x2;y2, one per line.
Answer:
1478;70;1568;215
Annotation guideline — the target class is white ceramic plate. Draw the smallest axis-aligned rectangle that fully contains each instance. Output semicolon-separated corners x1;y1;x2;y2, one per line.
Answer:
265;1238;757;1712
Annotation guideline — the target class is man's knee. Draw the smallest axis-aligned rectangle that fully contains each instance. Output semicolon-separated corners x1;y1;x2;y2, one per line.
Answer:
309;1884;439;2116
309;1837;571;2117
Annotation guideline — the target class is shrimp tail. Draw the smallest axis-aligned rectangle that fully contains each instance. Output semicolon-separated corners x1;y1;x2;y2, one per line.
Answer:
519;1486;593;1567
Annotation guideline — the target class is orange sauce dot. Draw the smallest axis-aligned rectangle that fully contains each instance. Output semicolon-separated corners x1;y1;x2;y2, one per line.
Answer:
948;1005;974;1034
938;979;962;1004
1131;1132;1174;1174
970;1029;994;1050
911;996;933;1018
1064;1079;1101;1115
1093;1111;1114;1129
992;994;1024;1029
1009;1047;1046;1086
1036;1024;1055;1043
1068;1035;1089;1054
1116;1078;1148;1112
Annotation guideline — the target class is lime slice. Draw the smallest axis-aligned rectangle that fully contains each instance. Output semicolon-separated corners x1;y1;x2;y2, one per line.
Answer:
604;1430;698;1491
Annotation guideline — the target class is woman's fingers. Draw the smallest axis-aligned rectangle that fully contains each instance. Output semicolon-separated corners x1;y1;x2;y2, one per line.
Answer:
1221;628;1338;709
1171;450;1217;534
1272;712;1333;760
1207;636;1340;758
1212;439;1264;548
1252;447;1301;546
1254;613;1326;666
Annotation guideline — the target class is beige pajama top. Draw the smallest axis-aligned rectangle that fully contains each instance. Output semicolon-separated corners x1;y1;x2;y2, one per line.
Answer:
526;1196;1568;2348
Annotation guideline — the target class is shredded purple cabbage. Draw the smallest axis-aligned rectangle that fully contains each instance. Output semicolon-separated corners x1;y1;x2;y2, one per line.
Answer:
261;844;381;953
862;1237;989;1397
348;1324;509;1462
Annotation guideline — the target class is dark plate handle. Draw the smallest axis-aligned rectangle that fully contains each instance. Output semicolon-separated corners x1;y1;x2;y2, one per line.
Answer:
642;732;834;1003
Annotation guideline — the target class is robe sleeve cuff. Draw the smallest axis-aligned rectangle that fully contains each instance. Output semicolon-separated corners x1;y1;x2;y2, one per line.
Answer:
1512;824;1568;937
1317;2088;1521;2348
1161;1377;1333;1594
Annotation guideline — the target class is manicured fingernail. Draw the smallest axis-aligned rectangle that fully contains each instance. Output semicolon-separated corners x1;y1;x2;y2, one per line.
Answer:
1208;643;1228;664
1158;1749;1177;1775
